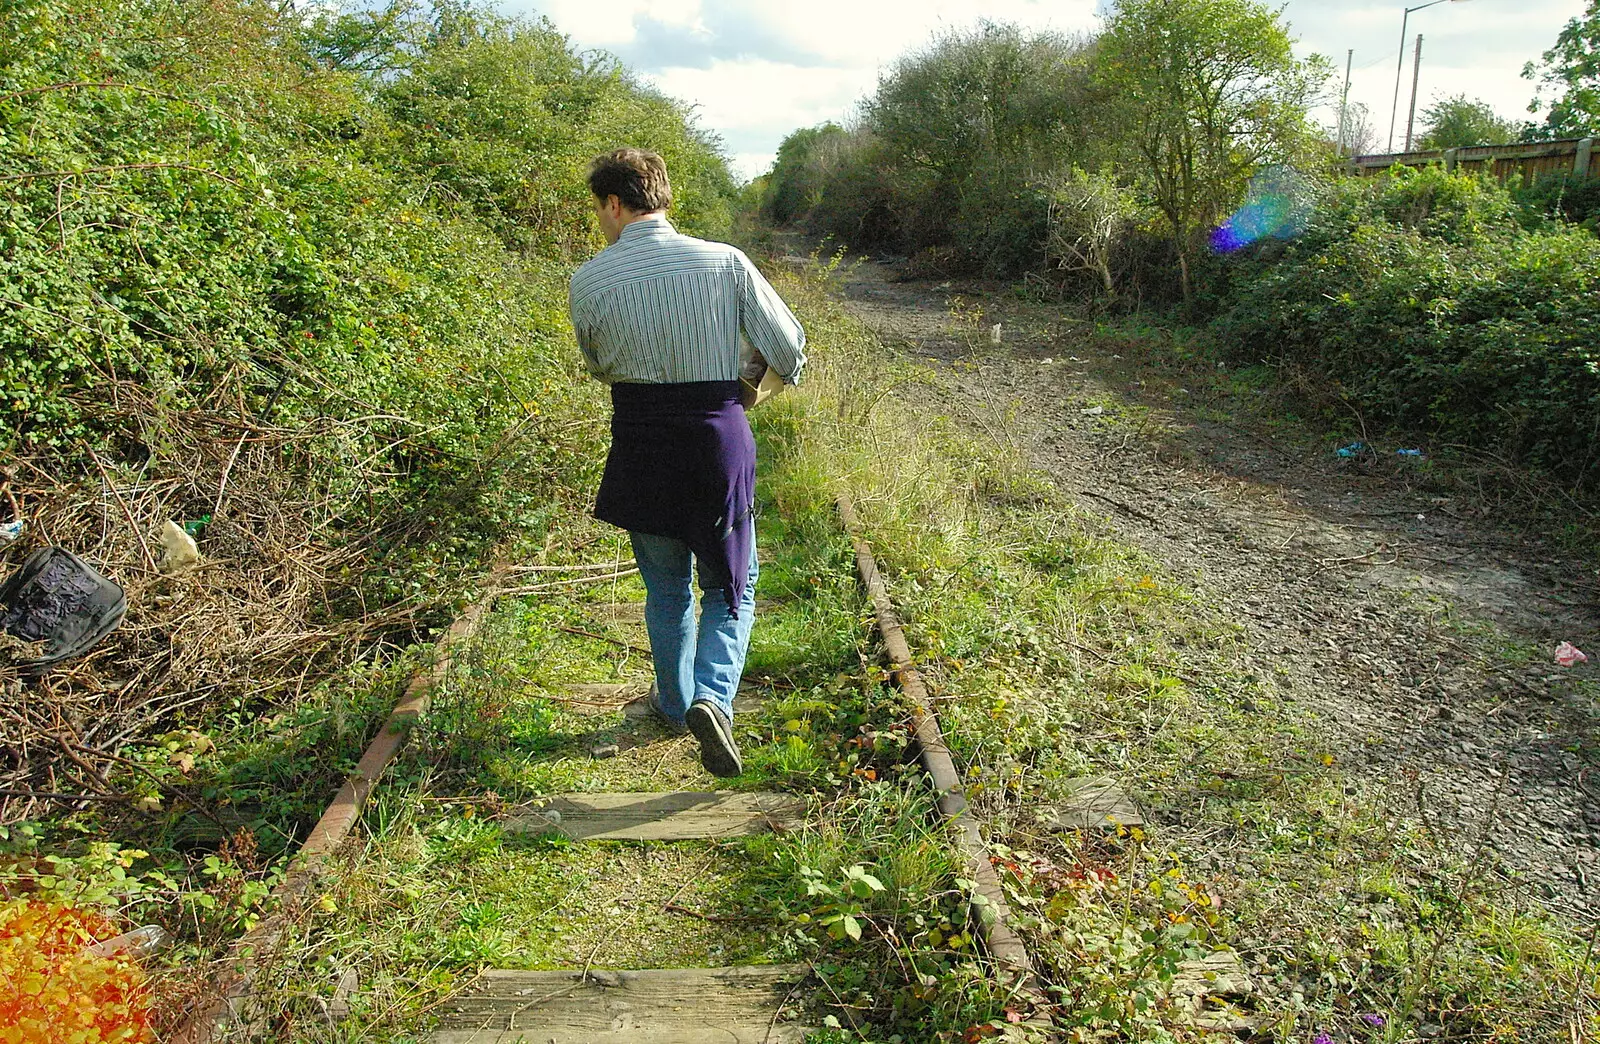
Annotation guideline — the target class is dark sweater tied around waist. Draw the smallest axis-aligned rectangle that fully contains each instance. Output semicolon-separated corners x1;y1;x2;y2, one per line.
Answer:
594;381;755;616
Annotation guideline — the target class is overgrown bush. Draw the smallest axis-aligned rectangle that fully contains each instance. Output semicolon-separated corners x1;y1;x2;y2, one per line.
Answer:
761;123;850;227
1043;167;1139;295
762;2;1322;295
371;3;733;257
764;22;1093;271
0;0;735;601
1209;166;1600;480
1515;170;1600;230
779;127;909;251
2;0;729;470
0;0;733;792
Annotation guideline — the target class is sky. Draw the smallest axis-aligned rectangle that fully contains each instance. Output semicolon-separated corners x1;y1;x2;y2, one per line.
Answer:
508;0;1592;181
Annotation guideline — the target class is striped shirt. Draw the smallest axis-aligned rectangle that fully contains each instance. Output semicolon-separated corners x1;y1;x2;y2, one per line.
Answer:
568;215;807;386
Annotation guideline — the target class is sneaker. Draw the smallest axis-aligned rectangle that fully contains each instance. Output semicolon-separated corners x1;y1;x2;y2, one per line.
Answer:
686;700;743;778
645;684;689;735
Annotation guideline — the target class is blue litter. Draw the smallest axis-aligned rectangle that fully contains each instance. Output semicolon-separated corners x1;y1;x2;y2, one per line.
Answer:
0;520;23;545
1395;449;1425;458
1336;442;1367;458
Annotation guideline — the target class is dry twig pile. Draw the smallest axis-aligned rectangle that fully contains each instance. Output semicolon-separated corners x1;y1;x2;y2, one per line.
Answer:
0;381;444;824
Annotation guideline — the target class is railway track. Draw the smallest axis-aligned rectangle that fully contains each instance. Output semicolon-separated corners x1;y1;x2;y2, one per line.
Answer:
174;495;1142;1043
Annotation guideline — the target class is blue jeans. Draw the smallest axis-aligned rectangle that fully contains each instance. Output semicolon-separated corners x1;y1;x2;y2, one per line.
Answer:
629;530;759;723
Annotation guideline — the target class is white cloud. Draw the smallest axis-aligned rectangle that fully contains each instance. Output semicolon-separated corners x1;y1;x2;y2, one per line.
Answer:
653;59;864;133
532;0;1098;66
535;0;702;45
652;59;864;178
730;151;777;181
691;0;1099;67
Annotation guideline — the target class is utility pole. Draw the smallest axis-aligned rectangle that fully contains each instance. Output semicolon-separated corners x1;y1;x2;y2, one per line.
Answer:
1389;8;1413;151
1388;1;1465;154
1405;34;1424;152
1337;49;1353;157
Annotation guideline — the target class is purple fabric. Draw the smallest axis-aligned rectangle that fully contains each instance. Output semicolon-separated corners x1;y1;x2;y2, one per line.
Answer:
595;380;755;616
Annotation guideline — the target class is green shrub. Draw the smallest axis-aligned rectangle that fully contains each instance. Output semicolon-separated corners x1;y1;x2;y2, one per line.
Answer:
1515;170;1600;231
951;168;1054;275
762;22;1092;271
796;129;915;253
0;0;733;532
761;123;850;227
373;5;734;255
1210;166;1600;478
0;0;736;824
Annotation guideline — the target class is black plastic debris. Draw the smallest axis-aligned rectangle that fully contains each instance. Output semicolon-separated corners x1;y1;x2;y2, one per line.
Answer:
0;546;127;674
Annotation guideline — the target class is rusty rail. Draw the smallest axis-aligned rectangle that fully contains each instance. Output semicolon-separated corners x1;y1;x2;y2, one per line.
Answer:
178;561;508;1042
836;493;1047;1014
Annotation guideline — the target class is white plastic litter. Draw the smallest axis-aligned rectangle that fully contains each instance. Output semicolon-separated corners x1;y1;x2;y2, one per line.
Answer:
87;925;171;959
159;520;200;574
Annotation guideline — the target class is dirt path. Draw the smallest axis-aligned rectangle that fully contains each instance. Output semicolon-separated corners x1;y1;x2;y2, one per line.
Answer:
826;258;1600;919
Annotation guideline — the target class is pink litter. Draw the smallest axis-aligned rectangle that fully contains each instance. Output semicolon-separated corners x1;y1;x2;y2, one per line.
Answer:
1555;642;1588;667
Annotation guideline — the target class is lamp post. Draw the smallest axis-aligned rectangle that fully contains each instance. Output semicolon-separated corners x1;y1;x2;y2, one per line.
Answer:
1388;0;1468;153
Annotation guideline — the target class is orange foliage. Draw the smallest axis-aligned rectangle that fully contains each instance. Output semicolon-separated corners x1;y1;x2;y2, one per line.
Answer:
0;900;154;1043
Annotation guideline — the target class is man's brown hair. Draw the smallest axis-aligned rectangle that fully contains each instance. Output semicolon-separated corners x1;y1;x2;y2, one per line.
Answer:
587;148;673;213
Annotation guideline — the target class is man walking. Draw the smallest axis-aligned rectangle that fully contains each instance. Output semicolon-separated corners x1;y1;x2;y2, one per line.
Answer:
569;147;806;778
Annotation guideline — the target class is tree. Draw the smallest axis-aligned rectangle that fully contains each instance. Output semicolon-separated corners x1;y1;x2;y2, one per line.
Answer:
1043;167;1137;293
865;23;1092;244
1323;101;1377;157
1523;0;1600;139
762;123;849;225
1418;94;1520;149
375;3;735;251
1093;0;1327;305
1344;101;1379;157
298;0;426;74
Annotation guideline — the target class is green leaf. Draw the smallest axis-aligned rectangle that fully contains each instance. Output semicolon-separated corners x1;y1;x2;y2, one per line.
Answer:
848;874;883;898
